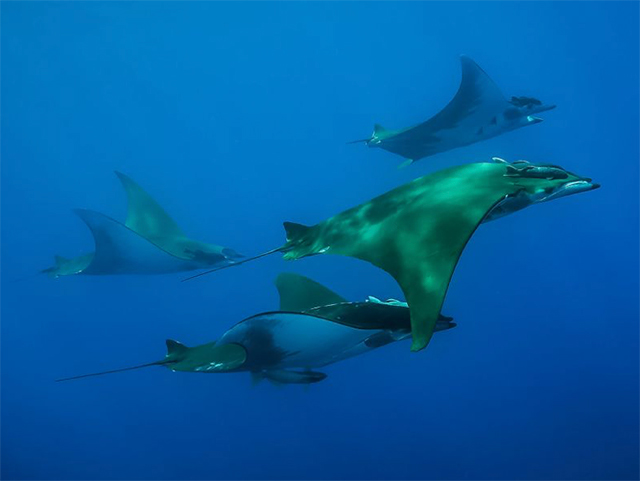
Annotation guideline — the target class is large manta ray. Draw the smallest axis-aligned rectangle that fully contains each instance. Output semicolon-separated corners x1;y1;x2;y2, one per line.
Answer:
185;158;599;352
350;56;556;166
56;273;456;384
43;172;242;277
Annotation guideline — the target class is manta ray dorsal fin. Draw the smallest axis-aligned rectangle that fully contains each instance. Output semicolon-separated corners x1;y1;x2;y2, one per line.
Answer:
373;124;386;135
274;273;346;312
166;339;188;356
283;222;311;243
115;172;185;239
54;255;69;266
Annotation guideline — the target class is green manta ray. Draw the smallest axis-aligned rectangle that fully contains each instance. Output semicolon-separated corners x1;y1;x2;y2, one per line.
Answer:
56;273;456;384
187;159;599;352
43;172;242;277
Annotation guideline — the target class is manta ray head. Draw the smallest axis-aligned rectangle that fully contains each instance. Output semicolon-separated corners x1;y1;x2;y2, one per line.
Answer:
505;96;556;126
536;178;601;203
484;159;600;222
510;95;556;114
181;241;245;267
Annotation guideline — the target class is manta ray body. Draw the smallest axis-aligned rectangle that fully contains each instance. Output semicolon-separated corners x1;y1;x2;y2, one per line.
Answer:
351;56;556;165
44;172;241;277
187;158;599;352
56;273;456;384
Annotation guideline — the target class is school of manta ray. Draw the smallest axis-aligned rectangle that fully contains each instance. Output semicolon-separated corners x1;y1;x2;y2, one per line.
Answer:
54;56;600;385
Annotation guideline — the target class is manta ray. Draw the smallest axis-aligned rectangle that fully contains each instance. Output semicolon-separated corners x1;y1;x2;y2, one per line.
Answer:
43;172;242;277
185;158;599;352
349;56;556;166
56;273;456;384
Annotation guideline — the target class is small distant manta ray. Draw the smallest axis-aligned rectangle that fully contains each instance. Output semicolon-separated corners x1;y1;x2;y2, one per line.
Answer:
348;56;556;167
184;158;599;352
43;172;243;277
55;273;457;384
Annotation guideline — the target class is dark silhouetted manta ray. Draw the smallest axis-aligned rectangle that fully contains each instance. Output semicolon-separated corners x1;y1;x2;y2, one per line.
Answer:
43;172;242;277
56;273;456;385
349;56;556;166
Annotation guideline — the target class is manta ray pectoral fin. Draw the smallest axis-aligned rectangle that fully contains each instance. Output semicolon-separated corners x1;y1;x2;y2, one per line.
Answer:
401;195;503;351
114;171;185;239
306;164;512;351
74;209;187;275
275;273;347;311
458;55;508;105
397;159;414;169
262;370;327;385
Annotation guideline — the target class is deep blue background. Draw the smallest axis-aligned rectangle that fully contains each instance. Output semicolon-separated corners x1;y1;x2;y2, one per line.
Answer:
2;2;638;480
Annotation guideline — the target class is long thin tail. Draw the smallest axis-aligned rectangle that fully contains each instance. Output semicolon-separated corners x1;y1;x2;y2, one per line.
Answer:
12;271;49;283
181;247;283;282
55;360;170;382
346;137;371;145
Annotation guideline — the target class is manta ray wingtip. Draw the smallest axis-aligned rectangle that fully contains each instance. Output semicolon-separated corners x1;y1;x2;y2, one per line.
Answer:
397;159;414;169
410;338;429;352
113;170;133;184
458;54;478;65
72;207;90;217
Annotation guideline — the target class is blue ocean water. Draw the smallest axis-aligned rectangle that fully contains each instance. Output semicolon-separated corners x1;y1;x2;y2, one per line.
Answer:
2;2;638;480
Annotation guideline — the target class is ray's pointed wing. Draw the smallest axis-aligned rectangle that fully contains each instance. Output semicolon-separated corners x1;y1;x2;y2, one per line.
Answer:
407;56;508;135
115;172;185;239
283;163;513;351
274;273;347;312
380;56;511;160
74;209;195;275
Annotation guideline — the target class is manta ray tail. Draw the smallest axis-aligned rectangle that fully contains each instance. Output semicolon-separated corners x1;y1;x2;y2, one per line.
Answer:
55;360;171;382
182;221;315;282
57;340;186;382
346;137;372;145
12;271;50;282
181;247;284;282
